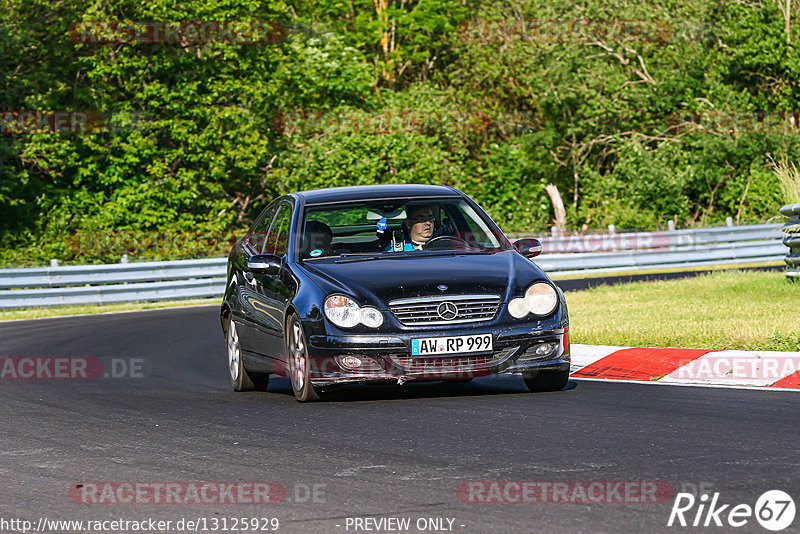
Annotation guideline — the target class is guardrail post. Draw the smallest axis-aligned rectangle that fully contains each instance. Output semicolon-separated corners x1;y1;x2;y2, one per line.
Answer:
780;203;800;280
608;224;616;235
726;217;734;227
50;259;59;268
668;220;676;231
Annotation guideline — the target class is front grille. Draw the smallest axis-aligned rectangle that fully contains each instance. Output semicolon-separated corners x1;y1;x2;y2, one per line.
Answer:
394;355;492;371
389;295;501;326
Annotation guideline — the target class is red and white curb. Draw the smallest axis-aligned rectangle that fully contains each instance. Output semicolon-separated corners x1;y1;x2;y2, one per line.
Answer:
570;344;800;390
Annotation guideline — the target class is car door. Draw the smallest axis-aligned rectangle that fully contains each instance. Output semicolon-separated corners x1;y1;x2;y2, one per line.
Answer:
246;199;296;362
234;203;279;360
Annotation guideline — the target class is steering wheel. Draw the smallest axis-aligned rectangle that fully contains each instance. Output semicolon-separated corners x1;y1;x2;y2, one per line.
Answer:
422;235;470;250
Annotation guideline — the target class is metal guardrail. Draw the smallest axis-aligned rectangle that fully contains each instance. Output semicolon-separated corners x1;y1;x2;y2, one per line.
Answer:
512;223;785;254
516;223;787;276
0;258;227;309
0;223;787;309
534;239;786;277
0;258;228;289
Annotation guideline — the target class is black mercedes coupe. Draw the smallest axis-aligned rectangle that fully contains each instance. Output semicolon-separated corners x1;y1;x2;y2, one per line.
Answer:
221;184;570;401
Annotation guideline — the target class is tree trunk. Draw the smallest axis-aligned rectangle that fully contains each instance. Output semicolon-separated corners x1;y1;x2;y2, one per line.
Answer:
545;184;567;231
779;0;792;44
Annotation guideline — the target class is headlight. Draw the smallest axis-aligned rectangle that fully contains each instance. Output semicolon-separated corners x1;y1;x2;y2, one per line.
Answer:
524;283;558;316
324;295;384;328
324;295;361;328
508;298;529;319
509;282;559;318
360;307;384;328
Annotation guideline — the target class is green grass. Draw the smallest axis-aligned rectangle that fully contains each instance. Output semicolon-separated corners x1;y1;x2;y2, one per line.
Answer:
0;298;219;321
567;270;800;351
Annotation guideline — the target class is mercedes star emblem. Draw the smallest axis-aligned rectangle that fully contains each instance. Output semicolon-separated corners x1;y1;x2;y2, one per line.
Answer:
437;301;458;320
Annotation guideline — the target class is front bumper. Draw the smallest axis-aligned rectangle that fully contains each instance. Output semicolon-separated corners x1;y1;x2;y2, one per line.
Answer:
305;321;570;386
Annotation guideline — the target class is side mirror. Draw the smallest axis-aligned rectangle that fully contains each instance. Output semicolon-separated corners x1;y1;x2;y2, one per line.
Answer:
513;238;543;258
247;254;282;275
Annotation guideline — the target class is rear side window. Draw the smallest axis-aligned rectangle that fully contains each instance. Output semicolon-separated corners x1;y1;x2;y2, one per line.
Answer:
264;203;292;256
246;205;278;253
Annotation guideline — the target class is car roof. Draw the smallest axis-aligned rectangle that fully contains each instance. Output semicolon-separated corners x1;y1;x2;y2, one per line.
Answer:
295;184;463;205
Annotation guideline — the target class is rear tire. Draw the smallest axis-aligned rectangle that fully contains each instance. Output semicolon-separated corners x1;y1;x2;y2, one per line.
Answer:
523;370;569;392
286;314;321;402
227;319;269;391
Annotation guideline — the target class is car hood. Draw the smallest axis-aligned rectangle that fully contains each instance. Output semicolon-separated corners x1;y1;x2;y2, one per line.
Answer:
298;250;548;308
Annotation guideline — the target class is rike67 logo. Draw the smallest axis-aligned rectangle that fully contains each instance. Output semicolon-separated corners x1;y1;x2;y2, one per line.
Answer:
668;490;796;531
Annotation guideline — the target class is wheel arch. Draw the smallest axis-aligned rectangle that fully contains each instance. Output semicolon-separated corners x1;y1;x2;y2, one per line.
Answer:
284;303;299;331
220;302;232;334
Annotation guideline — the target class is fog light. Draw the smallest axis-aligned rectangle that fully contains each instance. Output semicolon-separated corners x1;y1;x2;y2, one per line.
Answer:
534;342;556;356
335;355;384;372
339;355;362;369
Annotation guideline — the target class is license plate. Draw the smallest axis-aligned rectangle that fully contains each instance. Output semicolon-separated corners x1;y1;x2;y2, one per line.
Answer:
411;334;493;356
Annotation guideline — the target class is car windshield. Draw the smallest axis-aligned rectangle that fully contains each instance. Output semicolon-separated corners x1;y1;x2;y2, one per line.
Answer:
299;199;509;260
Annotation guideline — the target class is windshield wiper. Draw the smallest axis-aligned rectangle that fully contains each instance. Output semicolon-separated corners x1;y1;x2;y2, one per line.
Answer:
334;254;400;264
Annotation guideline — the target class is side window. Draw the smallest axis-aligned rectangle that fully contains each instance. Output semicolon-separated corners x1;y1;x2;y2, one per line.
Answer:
460;214;488;244
265;203;292;256
246;205;278;253
438;205;454;235
433;204;461;237
457;202;501;248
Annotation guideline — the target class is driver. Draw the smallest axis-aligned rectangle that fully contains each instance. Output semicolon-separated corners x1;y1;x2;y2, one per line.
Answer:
387;204;436;251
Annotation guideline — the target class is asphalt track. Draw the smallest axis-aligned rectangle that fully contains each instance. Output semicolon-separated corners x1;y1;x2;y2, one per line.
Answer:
1;306;799;534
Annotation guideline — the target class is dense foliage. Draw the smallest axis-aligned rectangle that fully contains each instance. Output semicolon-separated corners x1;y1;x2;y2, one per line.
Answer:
2;0;800;264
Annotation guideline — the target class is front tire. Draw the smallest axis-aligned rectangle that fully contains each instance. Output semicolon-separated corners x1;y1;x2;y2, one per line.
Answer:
286;314;321;402
523;370;569;392
227;319;269;391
